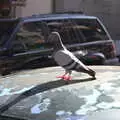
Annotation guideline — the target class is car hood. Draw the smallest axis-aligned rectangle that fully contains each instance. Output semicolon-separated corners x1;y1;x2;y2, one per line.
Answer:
0;66;120;120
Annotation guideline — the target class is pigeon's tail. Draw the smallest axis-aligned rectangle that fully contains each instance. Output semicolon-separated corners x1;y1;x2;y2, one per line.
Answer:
87;68;96;78
75;65;96;78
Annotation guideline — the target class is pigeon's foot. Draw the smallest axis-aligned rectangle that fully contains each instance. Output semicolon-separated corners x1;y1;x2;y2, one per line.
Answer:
57;75;71;84
56;75;72;81
56;75;65;79
63;76;72;81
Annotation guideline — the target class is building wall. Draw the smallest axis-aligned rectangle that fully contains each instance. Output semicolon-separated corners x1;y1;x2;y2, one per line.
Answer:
54;0;64;12
55;0;120;40
15;0;52;17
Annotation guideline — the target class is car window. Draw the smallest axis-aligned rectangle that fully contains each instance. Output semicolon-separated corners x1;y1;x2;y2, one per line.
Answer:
46;18;109;44
47;19;82;45
74;18;110;41
0;20;18;47
12;22;51;53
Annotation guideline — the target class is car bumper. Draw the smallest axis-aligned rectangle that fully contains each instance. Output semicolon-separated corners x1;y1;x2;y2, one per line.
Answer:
104;57;119;65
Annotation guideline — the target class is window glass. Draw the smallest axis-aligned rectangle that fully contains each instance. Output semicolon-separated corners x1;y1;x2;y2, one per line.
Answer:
12;19;110;53
46;18;109;44
47;19;82;44
13;22;48;53
74;18;109;42
0;20;18;47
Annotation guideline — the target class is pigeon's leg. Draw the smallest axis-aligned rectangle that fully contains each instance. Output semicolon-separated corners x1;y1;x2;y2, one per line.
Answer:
63;70;72;81
56;70;68;79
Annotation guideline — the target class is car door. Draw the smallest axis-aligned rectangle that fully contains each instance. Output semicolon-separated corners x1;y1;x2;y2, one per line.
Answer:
0;19;22;75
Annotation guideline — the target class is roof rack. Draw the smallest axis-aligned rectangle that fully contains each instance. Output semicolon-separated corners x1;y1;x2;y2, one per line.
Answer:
23;11;85;19
54;11;84;14
31;11;84;17
31;13;52;17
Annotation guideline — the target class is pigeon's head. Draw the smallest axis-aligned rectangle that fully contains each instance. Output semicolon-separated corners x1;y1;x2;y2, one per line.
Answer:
47;32;64;51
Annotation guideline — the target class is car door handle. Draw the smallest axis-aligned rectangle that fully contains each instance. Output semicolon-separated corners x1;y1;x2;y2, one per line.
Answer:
48;55;52;58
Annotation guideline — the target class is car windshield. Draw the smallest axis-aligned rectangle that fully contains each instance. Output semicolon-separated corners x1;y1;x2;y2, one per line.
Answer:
0;20;18;47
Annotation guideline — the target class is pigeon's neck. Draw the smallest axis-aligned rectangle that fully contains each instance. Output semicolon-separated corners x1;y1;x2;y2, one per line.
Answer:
52;32;66;52
54;43;64;51
54;37;65;51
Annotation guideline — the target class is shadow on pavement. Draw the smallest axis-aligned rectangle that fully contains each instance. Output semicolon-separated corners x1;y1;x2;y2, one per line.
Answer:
0;77;96;114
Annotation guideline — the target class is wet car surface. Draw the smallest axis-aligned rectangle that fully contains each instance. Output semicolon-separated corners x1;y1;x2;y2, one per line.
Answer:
0;66;120;119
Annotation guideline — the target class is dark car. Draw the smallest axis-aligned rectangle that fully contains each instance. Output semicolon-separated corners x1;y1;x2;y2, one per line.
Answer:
0;13;116;75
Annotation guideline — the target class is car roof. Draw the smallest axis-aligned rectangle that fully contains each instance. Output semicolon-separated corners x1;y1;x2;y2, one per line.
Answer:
0;18;20;22
21;13;97;23
0;13;97;23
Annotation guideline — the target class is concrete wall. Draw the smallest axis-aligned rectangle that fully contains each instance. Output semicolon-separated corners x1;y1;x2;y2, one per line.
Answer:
55;0;120;40
15;0;52;17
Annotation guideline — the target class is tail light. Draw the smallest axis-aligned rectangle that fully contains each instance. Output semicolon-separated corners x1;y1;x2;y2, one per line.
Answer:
105;42;116;57
110;43;115;51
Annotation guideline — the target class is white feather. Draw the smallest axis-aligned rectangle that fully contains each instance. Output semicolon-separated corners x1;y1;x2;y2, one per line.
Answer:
54;48;89;71
51;31;90;72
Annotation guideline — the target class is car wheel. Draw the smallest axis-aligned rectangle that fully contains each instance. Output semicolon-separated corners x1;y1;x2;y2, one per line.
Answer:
96;58;105;65
117;56;120;62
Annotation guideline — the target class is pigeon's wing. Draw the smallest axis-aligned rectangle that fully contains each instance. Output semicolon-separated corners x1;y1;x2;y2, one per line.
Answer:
53;50;74;67
64;49;89;71
53;49;89;71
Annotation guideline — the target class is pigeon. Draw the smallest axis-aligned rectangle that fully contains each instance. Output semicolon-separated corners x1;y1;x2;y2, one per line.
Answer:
48;31;96;81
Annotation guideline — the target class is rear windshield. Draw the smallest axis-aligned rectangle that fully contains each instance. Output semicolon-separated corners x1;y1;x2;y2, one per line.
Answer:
0;20;18;47
46;18;110;44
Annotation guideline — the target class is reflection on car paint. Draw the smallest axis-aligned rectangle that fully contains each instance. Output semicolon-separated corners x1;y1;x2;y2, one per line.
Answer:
31;98;51;114
1;69;120;119
75;106;97;115
56;114;86;120
56;110;72;116
78;89;101;105
0;86;34;96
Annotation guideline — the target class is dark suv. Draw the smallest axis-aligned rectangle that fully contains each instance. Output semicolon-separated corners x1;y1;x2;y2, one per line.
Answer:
0;13;116;75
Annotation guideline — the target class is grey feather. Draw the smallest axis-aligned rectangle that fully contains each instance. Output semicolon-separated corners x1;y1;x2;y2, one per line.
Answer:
49;32;96;77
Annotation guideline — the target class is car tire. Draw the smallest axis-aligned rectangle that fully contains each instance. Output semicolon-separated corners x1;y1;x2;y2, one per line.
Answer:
95;58;105;65
117;56;120;62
